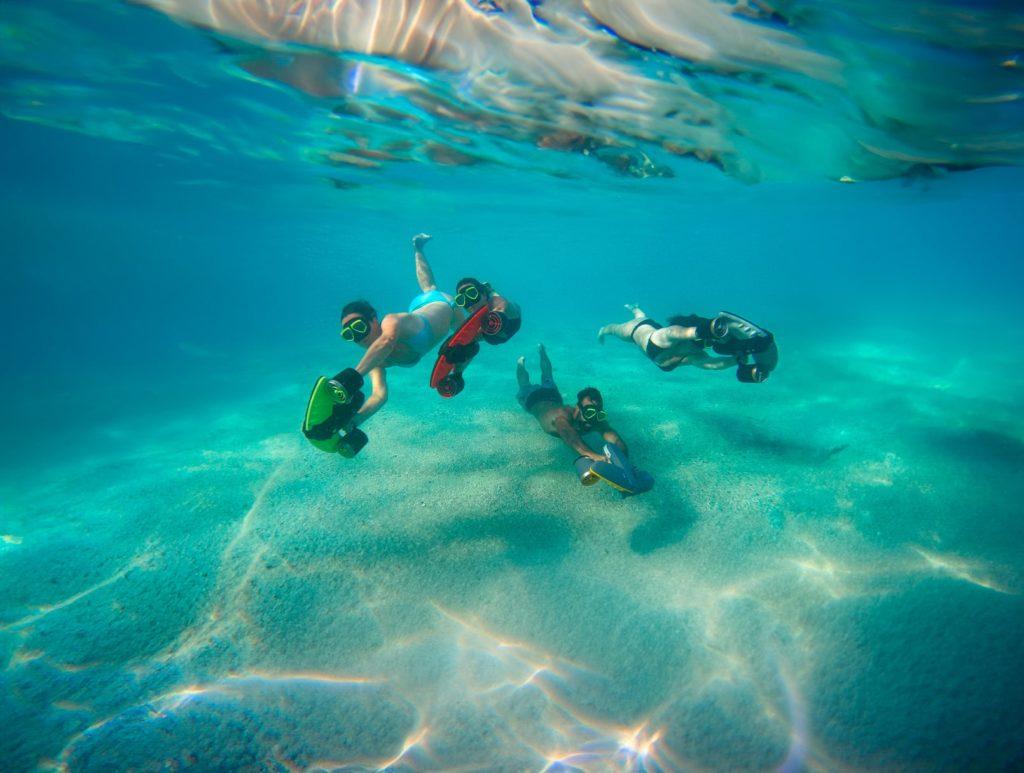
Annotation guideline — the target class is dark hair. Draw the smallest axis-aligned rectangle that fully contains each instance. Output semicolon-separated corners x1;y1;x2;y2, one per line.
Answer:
341;299;376;322
577;387;603;406
667;314;702;328
456;276;484;291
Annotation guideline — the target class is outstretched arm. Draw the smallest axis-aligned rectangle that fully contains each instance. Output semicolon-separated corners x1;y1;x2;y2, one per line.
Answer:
350;367;388;428
554;416;603;462
601;426;628;457
691;351;738;370
489;292;519;317
354;315;402;375
412;233;436;292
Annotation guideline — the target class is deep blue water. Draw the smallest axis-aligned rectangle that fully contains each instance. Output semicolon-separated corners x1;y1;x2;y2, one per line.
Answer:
2;1;1023;770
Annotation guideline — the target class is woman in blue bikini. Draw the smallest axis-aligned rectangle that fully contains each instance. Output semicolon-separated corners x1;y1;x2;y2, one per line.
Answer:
336;233;462;428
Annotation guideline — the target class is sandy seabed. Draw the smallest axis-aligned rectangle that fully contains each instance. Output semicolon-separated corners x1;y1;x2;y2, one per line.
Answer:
2;333;1022;771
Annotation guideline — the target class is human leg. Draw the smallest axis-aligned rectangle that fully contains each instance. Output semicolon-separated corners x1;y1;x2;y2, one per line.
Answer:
624;303;647;319
412;233;436;292
516;357;554;411
539;343;554;382
598;313;650;344
516;356;531;389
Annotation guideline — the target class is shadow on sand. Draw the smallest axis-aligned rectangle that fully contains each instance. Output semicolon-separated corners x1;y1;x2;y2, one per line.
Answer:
629;492;697;555
919;426;1024;470
689;409;848;466
438;510;574;566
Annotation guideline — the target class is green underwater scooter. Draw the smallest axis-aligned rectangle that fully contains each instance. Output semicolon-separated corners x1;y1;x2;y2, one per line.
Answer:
302;373;368;457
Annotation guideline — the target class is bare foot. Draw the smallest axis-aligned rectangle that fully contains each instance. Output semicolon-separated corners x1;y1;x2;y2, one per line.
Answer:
597;326;607;344
412;233;432;250
516;356;525;367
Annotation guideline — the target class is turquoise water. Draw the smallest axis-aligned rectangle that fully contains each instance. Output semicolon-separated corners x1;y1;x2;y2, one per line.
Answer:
2;1;1024;770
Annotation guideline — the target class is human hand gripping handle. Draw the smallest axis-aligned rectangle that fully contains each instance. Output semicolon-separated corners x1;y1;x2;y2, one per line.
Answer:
330;369;371;456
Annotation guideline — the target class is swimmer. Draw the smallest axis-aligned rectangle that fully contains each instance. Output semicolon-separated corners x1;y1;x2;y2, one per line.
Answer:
598;304;778;381
331;233;462;428
598;304;738;372
452;276;522;344
516;344;627;463
427;275;523;398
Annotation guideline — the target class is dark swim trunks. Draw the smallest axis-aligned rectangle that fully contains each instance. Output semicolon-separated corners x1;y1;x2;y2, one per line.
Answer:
631;319;680;372
517;378;562;411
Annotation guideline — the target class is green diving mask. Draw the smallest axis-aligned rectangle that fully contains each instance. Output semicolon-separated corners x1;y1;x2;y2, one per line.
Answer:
341;316;370;342
579;404;607;424
454;284;483;308
454;282;489;309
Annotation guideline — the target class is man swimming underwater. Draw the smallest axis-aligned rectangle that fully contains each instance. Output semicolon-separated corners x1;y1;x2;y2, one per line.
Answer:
516;344;627;464
332;233;460;428
598;304;778;382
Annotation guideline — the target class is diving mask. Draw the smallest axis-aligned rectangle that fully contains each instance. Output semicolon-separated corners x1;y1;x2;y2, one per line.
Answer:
454;282;489;308
341;316;371;342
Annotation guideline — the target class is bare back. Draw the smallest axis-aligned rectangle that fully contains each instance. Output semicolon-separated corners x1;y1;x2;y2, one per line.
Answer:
530;401;573;436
